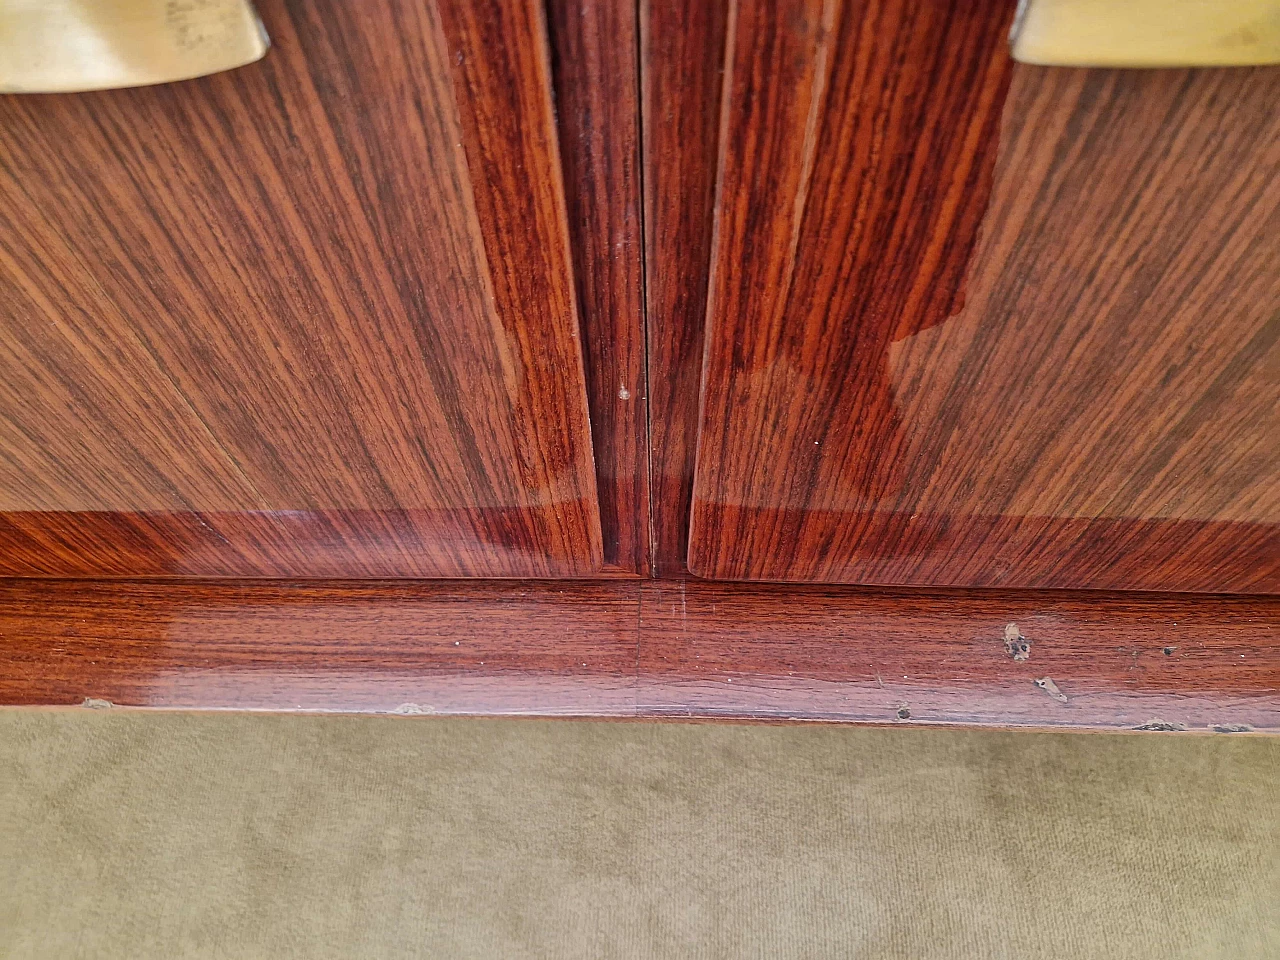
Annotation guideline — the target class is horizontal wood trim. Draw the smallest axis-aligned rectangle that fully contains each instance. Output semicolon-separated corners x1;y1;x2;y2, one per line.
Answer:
639;582;1277;731
0;580;640;716
1;579;1276;732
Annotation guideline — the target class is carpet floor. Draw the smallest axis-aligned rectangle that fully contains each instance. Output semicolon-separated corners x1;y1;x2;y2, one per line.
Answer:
1;712;1276;959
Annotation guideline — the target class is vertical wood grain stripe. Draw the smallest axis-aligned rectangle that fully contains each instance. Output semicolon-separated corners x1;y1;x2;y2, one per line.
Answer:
545;0;650;574
641;0;729;575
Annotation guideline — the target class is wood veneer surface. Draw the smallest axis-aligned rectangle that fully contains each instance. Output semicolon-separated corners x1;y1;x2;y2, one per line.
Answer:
641;0;728;576
687;0;1280;591
547;0;649;574
2;579;1275;732
0;0;604;578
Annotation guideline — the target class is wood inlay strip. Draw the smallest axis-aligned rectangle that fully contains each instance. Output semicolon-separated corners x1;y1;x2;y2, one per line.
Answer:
546;0;650;574
640;0;729;576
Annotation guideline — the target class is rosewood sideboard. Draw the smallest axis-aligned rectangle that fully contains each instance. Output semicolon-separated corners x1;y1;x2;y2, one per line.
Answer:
1;0;1276;731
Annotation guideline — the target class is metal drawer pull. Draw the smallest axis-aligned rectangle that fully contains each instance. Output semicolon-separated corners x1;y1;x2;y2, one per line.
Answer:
0;0;268;93
1012;0;1280;67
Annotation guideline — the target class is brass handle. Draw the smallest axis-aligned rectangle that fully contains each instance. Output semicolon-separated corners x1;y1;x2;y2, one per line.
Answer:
1012;0;1280;66
0;0;268;93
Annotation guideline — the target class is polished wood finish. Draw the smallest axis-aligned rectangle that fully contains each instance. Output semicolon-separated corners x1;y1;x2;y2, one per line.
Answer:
0;0;603;578
686;0;1279;591
687;0;1012;581
3;579;1276;732
639;582;1279;730
546;0;650;574
640;0;728;576
0;579;638;715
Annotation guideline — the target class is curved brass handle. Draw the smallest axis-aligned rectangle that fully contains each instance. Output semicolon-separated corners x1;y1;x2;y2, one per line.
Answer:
0;0;268;94
1012;0;1280;66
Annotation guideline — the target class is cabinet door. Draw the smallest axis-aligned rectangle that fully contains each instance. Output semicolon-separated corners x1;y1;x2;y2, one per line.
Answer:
674;0;1279;591
0;0;615;578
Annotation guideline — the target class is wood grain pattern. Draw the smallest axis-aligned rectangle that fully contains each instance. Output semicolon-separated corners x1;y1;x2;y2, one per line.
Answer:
2;578;1276;732
688;0;1013;581
0;579;639;714
0;0;602;577
640;0;728;576
639;582;1280;731
686;0;1280;591
546;0;650;574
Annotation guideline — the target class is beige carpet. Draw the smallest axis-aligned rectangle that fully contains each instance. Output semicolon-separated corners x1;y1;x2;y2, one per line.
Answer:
1;712;1276;959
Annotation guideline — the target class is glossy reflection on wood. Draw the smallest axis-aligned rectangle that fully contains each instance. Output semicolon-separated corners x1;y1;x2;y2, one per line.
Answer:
0;0;602;577
686;0;1280;592
2;579;1276;732
688;0;1012;580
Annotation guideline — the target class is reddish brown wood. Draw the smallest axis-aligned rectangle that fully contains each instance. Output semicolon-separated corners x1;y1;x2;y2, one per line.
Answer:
687;0;1280;590
0;0;603;578
689;0;1014;581
2;578;1275;732
0;509;603;578
546;0;650;574
0;579;639;714
640;0;728;576
639;582;1280;731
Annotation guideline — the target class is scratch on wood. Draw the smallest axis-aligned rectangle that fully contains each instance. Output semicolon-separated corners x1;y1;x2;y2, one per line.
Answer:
1034;677;1068;703
389;703;435;715
1210;723;1253;733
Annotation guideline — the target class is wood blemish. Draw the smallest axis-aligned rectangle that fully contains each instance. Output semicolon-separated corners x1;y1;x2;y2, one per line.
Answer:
1034;677;1068;703
1004;622;1031;661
